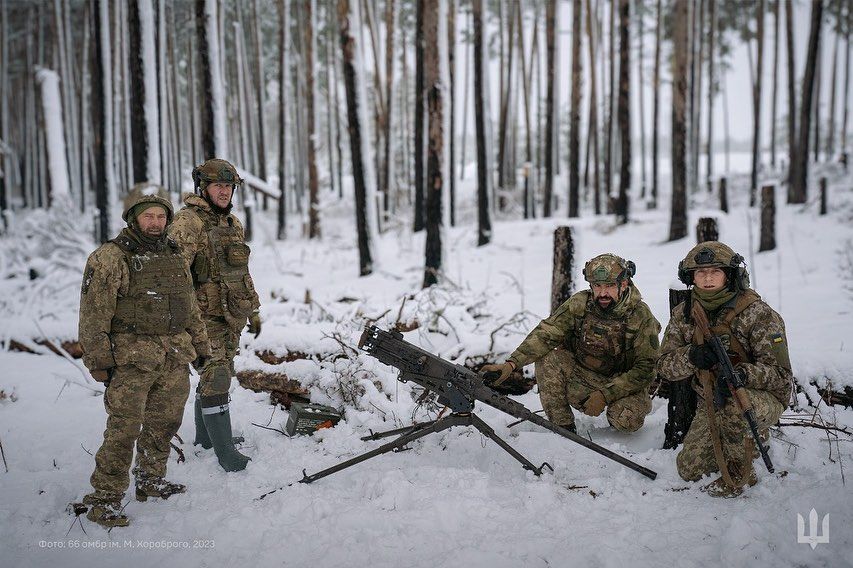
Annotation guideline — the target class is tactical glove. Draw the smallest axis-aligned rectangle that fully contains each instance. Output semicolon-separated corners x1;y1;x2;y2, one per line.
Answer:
688;343;718;370
193;355;210;371
247;310;262;338
716;368;746;402
480;361;516;386
582;390;606;417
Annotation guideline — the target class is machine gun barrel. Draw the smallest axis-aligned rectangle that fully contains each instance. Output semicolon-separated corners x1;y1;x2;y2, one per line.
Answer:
358;326;657;480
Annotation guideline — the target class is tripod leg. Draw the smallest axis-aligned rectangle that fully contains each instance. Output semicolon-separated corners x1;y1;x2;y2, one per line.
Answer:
360;420;438;441
469;414;546;476
300;416;459;483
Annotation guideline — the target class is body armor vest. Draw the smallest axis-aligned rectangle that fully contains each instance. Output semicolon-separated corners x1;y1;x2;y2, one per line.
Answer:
189;209;255;326
111;236;193;335
571;299;637;377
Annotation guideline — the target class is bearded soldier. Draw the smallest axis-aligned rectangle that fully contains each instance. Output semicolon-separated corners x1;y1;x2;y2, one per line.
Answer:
482;254;660;433
168;159;260;472
78;184;211;528
656;242;792;497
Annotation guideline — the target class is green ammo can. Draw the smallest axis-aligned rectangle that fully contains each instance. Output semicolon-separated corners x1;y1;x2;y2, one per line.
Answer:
285;403;342;436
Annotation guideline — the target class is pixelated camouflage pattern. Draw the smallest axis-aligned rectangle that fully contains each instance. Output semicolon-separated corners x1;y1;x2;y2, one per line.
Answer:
78;229;211;373
680;241;739;270
535;347;653;431
193;158;243;193
675;388;783;482
508;283;661;405
122;183;174;222
196;316;240;397
88;362;190;496
655;291;793;406
583;253;630;284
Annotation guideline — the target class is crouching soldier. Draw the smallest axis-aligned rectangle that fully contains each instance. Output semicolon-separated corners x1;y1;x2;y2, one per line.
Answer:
168;159;260;472
78;184;211;527
656;242;792;497
483;254;660;433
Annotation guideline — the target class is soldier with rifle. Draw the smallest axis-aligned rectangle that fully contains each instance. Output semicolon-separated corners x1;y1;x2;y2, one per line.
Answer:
656;242;793;497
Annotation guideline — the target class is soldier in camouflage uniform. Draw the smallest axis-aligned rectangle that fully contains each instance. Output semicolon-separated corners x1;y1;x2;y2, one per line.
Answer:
78;184;211;528
482;254;661;433
167;159;260;472
656;242;792;497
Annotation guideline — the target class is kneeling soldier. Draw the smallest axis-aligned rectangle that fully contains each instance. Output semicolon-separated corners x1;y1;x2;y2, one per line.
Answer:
483;254;660;433
78;184;211;527
656;242;792;497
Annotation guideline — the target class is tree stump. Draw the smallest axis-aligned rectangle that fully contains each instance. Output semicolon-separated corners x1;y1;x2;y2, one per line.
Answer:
695;217;718;243
550;226;575;313
719;177;728;213
759;184;776;252
662;288;696;449
820;177;827;215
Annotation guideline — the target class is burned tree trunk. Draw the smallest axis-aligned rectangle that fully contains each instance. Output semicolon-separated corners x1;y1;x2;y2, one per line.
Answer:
473;0;491;246
785;0;796;199
791;1;824;204
719;176;728;213
669;0;689;241
413;0;425;232
550;226;575;312
750;0;765;207
422;0;443;288
542;0;556;217
568;0;582;218
758;184;776;252
651;0;662;209
695;217;718;243
304;0;320;239
277;0;289;240
615;0;630;224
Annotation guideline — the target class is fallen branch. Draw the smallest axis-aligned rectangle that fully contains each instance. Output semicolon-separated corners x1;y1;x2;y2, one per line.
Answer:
0;435;8;472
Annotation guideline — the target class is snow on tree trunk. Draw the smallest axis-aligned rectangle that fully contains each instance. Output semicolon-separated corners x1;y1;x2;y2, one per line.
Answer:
423;0;445;288
542;0;556;217
92;0;114;243
568;0;582;219
138;0;161;183
278;0;289;240
472;0;491;246
669;0;688;241
791;1;824;204
35;69;71;205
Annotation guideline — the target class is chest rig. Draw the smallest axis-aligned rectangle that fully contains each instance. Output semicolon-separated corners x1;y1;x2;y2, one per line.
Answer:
189;208;254;326
701;290;760;366
571;298;636;377
110;236;193;335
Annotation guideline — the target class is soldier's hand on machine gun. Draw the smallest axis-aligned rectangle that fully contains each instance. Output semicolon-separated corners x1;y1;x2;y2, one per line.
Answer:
582;391;606;416
688;343;718;370
247;310;262;338
480;361;517;385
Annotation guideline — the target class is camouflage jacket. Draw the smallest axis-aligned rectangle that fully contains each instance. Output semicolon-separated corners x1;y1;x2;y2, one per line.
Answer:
507;283;661;403
167;194;261;328
78;229;211;373
656;291;793;406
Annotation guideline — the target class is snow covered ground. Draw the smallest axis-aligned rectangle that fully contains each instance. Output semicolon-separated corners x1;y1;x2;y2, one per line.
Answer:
1;166;852;567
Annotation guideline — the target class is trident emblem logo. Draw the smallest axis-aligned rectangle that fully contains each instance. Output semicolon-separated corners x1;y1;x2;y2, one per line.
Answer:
797;509;829;549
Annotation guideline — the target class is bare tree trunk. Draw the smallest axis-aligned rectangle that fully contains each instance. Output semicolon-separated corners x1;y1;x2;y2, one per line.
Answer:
843;6;851;156
304;0;320;239
615;0;630;224
759;184;776;251
447;0;456;226
550;227;575;312
669;0;688;241
497;1;516;196
604;0;615;213
384;0;396;222
542;0;556;217
337;0;373;275
278;0;289;240
692;0;704;194
586;0;601;215
196;0;216;159
422;0;443;288
0;0;8;224
473;0;491;245
785;0;796;198
459;7;471;182
791;1;824;204
519;1;534;219
130;0;149;180
750;0;765;207
333;5;344;199
92;0;111;242
324;2;336;200
651;0;661;209
414;0;425;231
706;0;715;190
568;0;582;218
813;41;822;163
770;0;779;168
638;0;647;199
828;29;839;158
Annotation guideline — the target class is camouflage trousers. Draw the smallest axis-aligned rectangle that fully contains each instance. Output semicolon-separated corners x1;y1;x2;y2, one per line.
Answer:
196;315;240;397
535;348;652;432
676;388;784;482
90;362;190;498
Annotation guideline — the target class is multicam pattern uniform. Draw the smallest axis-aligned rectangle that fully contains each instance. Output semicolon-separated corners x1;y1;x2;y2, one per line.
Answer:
167;194;260;397
656;291;793;481
507;283;661;431
79;229;210;498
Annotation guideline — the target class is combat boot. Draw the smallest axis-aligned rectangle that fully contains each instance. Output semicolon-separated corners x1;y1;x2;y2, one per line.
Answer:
200;396;250;472
193;395;213;449
703;440;758;498
135;473;187;502
82;493;129;528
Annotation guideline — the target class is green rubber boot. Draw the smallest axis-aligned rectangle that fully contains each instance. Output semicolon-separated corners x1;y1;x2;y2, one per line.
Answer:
200;396;250;472
193;396;213;449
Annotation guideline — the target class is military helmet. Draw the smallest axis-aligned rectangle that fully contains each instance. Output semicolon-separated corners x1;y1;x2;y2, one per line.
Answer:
677;241;749;288
122;182;174;222
192;158;243;194
583;253;637;285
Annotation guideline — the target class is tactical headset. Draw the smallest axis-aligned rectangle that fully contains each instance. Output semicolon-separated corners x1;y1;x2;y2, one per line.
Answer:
677;248;750;291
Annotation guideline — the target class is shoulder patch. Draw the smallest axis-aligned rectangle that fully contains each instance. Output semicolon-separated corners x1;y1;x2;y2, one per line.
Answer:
769;332;791;369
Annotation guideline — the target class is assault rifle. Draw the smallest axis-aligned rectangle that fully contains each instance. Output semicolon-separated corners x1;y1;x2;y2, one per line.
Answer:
298;326;657;483
691;305;775;473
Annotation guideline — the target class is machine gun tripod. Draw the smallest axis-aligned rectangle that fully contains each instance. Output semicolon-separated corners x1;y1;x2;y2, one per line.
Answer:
299;326;657;484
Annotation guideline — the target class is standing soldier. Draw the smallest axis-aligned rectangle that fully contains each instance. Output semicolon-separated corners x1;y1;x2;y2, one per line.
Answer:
482;254;660;434
656;242;792;497
79;184;211;528
168;159;260;472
